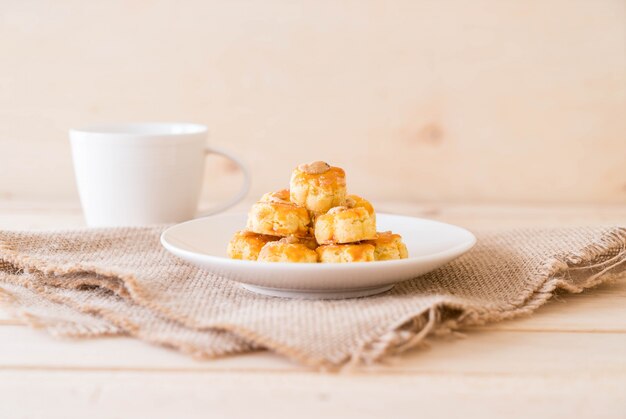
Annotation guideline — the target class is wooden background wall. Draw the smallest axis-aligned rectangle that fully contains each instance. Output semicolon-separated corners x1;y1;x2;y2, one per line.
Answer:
1;0;624;205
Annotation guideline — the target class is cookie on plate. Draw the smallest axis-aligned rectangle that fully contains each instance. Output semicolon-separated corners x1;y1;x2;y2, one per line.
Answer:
259;188;291;203
289;161;347;214
227;231;280;261
364;231;409;261
246;190;310;237
344;194;375;220
257;236;318;263
314;205;377;244
316;243;375;263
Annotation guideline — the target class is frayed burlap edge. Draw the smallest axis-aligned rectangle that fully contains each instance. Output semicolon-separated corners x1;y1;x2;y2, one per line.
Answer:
0;285;124;338
348;227;626;367
0;227;625;371
0;274;260;362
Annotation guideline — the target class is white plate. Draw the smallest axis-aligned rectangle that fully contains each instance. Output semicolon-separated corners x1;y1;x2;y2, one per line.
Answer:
160;213;476;299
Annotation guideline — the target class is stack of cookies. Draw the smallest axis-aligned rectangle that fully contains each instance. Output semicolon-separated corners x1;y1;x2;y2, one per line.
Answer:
228;161;408;263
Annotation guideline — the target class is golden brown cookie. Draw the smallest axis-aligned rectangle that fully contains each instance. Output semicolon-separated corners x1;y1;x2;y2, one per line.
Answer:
289;161;347;214
246;190;310;237
364;231;409;261
257;236;318;263
314;206;377;244
316;243;375;263
259;189;291;203
227;231;280;261
345;194;375;220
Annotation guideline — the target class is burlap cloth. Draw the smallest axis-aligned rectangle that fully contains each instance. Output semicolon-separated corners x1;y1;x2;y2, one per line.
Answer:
0;226;624;369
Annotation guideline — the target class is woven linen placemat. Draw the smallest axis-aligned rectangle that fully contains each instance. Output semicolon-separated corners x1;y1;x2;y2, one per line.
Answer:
0;226;624;369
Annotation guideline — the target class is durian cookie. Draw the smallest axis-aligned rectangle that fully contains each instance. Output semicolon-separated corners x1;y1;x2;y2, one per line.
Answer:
289;161;347;214
316;243;375;263
314;206;377;244
227;231;280;261
257;236;319;263
246;190;310;237
364;231;409;261
259;188;291;203
345;194;375;220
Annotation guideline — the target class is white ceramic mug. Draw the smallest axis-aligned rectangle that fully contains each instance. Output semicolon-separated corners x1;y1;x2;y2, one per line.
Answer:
69;123;250;227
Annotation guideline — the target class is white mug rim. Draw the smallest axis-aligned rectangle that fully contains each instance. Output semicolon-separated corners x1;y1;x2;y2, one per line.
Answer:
69;122;207;137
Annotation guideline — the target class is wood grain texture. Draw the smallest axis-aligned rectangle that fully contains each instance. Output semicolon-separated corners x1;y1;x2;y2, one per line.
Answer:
0;203;624;418
0;0;624;204
1;325;625;375
480;278;626;332
0;372;623;419
1;200;625;230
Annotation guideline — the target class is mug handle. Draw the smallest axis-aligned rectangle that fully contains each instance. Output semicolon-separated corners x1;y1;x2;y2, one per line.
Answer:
196;145;251;217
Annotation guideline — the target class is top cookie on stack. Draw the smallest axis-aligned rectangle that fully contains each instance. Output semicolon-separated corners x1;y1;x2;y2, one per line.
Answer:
228;161;408;263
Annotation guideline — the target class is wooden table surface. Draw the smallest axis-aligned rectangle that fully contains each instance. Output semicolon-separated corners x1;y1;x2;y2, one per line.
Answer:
0;201;625;419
